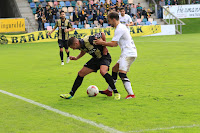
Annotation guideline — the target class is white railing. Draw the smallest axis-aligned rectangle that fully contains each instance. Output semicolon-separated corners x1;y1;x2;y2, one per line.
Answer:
162;6;185;34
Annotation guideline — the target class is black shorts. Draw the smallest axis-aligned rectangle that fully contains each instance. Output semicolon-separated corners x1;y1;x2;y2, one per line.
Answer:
58;39;68;49
84;53;111;72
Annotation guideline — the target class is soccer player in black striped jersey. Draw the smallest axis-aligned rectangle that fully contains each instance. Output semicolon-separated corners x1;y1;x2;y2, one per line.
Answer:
48;11;73;65
60;32;121;100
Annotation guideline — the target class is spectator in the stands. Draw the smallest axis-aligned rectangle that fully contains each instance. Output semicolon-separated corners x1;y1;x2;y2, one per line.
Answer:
137;11;141;18
48;9;54;23
132;15;137;26
142;7;147;18
97;11;104;27
57;2;62;9
137;3;143;13
92;7;97;21
73;11;80;26
80;8;86;25
37;11;42;31
52;5;58;21
104;1;110;12
159;0;165;18
125;4;131;15
115;0;121;11
147;9;153;20
103;9;108;23
56;9;61;20
44;6;49;20
110;1;115;9
130;4;137;17
46;3;51;10
172;0;178;5
166;0;171;5
192;0;196;4
76;1;82;12
100;4;105;14
36;4;43;14
121;1;125;7
42;14;47;30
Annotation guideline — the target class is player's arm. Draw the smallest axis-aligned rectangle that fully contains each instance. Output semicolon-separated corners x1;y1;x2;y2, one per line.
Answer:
47;21;58;35
96;41;118;47
69;50;86;60
101;32;108;55
126;16;134;26
64;22;74;33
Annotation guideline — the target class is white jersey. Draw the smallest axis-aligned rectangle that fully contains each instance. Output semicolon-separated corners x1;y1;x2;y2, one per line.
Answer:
119;14;132;30
112;23;137;57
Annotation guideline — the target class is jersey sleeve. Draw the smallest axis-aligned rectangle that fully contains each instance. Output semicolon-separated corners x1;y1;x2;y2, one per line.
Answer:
128;15;133;23
68;22;73;28
112;28;124;42
54;21;58;29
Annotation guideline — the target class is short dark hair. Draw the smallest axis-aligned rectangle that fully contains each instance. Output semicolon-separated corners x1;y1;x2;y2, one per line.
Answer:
107;11;119;20
68;37;76;47
119;7;125;11
60;10;65;14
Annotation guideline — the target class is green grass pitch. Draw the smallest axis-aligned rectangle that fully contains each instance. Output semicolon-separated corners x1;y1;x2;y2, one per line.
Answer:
0;20;200;132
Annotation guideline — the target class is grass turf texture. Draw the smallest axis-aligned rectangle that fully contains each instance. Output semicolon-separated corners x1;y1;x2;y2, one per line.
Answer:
0;33;200;132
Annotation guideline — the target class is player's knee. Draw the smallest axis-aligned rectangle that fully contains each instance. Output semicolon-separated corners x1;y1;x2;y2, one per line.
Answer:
100;69;107;76
78;70;85;77
60;48;63;52
119;72;127;79
119;72;130;82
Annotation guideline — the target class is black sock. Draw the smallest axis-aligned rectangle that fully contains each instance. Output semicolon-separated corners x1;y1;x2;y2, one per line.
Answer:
112;71;118;80
103;73;118;93
70;75;84;96
60;51;63;62
67;51;70;57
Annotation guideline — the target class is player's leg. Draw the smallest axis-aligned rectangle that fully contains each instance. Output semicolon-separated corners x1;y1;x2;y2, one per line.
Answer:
64;40;70;63
100;65;120;100
118;57;136;99
99;63;119;95
60;67;94;99
58;40;64;65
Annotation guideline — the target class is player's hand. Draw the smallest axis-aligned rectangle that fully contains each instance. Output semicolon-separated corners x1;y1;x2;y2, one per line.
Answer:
64;29;70;33
69;56;77;60
126;24;129;26
47;32;51;36
94;39;104;45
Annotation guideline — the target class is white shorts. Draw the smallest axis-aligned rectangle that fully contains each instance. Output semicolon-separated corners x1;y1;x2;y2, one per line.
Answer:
117;57;136;72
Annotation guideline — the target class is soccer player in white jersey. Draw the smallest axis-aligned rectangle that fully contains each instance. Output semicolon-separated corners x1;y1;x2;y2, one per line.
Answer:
119;7;133;31
95;12;137;99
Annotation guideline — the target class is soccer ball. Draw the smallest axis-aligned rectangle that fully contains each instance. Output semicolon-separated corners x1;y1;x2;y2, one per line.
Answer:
87;85;99;97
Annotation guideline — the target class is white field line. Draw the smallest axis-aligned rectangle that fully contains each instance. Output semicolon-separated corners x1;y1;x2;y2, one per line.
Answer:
127;124;200;132
1;89;199;133
0;89;122;133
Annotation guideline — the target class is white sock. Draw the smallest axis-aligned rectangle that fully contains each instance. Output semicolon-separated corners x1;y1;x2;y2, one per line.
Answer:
123;78;134;95
107;80;117;92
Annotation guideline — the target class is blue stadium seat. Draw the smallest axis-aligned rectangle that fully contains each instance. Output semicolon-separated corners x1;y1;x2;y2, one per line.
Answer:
50;23;55;27
103;23;108;27
65;16;70;19
32;8;36;14
73;25;78;28
28;0;32;3
112;0;116;4
42;2;47;7
46;0;50;2
140;22;146;25
88;21;93;25
65;1;71;7
91;24;96;28
36;2;40;7
100;0;105;4
39;0;44;2
60;1;65;7
123;0;128;4
146;21;151;25
142;18;147;22
30;2;36;8
44;23;50;29
152;21;157;25
78;24;84;29
71;1;76;7
83;1;88;5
